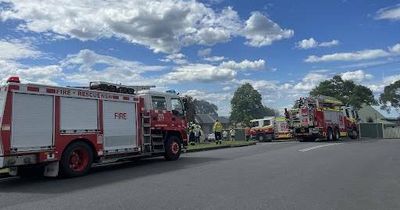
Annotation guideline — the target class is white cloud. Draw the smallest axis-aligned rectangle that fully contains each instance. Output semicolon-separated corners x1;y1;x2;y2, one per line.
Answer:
383;74;400;85
293;72;328;91
367;74;400;93
297;38;339;49
304;42;400;63
0;39;41;60
204;56;225;62
163;64;236;83
340;70;373;83
198;48;225;62
243;11;294;47
319;40;339;47
198;48;212;57
0;39;54;84
390;43;400;54
220;59;265;70
60;49;165;85
296;38;318;49
162;58;266;83
160;53;187;64
182;89;232;116
376;4;400;21
222;86;232;91
1;0;292;53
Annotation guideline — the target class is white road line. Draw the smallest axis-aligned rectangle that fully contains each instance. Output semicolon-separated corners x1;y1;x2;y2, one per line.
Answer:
298;143;343;152
0;176;18;183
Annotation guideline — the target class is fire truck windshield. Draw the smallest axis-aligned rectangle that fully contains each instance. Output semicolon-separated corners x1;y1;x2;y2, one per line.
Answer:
251;121;259;128
263;120;271;126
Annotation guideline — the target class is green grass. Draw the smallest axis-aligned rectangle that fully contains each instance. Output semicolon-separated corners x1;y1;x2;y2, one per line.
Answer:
187;140;255;151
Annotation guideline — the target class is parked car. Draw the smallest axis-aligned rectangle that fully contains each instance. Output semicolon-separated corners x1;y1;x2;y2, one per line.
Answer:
206;133;216;141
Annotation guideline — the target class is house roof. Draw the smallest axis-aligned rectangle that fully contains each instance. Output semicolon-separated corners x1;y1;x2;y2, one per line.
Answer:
371;106;400;120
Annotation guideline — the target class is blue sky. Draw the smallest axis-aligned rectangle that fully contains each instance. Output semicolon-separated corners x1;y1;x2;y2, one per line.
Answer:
0;0;399;115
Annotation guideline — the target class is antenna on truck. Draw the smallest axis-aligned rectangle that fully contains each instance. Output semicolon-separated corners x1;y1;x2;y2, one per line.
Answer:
89;81;155;95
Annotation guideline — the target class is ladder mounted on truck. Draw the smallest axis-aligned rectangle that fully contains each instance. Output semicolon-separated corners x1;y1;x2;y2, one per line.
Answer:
89;81;155;95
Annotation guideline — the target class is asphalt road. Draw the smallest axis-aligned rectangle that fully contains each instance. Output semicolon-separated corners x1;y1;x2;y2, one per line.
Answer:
1;139;400;210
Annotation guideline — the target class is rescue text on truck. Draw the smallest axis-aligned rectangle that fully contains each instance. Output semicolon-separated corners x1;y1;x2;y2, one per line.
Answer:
0;77;188;177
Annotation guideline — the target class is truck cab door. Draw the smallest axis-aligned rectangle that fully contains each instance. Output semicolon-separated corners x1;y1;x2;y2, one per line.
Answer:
170;98;185;123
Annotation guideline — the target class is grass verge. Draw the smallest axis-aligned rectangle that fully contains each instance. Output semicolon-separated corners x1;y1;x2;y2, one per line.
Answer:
187;140;256;152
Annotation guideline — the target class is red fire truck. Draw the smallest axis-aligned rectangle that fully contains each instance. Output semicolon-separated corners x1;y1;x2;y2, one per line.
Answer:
0;77;188;177
285;96;359;142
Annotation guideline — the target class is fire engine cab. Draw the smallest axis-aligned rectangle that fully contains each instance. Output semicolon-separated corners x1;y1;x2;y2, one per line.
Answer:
285;96;359;142
249;117;275;141
0;77;188;177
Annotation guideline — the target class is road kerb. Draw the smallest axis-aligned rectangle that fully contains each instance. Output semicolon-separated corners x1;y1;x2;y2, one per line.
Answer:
186;142;257;153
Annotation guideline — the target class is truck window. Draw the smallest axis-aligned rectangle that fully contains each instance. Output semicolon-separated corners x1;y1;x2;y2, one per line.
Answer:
263;120;271;126
0;88;6;118
152;96;167;110
171;98;184;116
345;109;350;118
251;121;259;128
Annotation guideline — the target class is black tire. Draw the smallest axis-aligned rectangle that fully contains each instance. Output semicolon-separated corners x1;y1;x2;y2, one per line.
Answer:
299;138;306;142
308;137;316;142
164;136;181;161
333;128;340;141
257;134;264;142
327;128;334;141
60;141;93;177
349;129;359;139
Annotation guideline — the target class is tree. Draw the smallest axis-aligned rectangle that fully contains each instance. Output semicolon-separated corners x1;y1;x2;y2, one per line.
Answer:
182;95;196;123
310;75;376;109
230;83;276;126
194;99;218;117
182;96;219;122
380;80;400;112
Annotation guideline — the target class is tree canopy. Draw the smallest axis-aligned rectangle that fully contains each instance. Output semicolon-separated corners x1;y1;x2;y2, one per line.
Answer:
194;99;218;117
380;80;400;112
230;83;276;126
182;96;219;122
310;75;376;109
182;95;196;122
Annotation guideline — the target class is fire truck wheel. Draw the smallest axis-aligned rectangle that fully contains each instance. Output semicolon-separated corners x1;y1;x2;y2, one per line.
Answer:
164;136;181;161
334;129;340;141
60;141;94;177
349;129;358;139
327;128;334;141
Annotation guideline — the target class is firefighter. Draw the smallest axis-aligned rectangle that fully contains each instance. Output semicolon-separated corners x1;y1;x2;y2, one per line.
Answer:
230;128;236;141
213;119;223;144
194;124;201;143
189;125;195;145
222;130;228;141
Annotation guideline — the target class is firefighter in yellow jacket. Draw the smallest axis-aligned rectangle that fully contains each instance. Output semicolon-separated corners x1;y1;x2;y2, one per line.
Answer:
213;119;223;144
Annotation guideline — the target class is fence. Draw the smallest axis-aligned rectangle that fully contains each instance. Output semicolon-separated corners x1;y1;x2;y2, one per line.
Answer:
359;123;400;139
383;124;400;139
